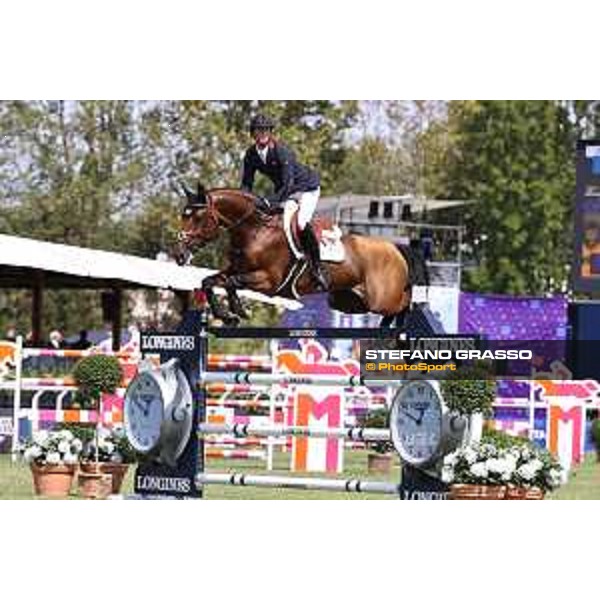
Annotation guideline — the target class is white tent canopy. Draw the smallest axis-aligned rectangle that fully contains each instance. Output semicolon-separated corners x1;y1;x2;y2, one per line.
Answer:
0;234;301;309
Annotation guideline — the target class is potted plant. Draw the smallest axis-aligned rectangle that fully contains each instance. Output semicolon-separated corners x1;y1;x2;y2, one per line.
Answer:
80;425;136;495
440;362;496;444
442;436;564;500
441;442;511;499
72;355;123;498
591;419;600;462
504;444;563;499
20;429;83;497
360;408;394;474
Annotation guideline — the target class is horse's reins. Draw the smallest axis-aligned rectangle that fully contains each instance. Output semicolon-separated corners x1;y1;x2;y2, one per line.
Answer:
180;193;257;245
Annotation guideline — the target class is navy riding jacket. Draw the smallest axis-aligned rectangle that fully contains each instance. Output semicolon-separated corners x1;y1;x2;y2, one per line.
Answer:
240;141;320;203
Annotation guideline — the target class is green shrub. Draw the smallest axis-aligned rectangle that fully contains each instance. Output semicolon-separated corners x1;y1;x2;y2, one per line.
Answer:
441;362;496;417
72;355;123;409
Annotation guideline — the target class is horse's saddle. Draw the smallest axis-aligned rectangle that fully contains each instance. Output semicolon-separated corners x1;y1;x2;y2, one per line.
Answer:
282;200;345;263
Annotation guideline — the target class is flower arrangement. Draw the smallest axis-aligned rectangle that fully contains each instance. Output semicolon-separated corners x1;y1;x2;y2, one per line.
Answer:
80;425;136;464
21;429;83;466
441;441;563;494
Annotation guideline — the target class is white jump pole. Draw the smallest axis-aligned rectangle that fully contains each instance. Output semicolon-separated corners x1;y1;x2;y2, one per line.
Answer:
197;472;400;495
201;371;402;388
198;423;390;441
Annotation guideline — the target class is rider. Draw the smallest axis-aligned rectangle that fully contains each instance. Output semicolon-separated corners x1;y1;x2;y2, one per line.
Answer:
240;113;329;291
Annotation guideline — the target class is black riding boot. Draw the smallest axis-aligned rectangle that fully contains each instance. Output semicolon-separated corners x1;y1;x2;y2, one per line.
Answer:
300;223;329;291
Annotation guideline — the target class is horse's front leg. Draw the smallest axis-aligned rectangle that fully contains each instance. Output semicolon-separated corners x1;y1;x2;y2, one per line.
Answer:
224;275;250;320
201;272;234;322
224;270;276;320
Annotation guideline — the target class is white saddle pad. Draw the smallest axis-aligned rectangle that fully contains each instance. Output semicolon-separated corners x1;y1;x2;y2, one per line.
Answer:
283;200;345;263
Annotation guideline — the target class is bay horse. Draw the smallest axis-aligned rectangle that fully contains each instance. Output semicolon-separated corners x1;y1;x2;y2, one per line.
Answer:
173;183;429;327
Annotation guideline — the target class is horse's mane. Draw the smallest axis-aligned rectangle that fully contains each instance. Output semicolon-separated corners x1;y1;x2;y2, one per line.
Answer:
209;187;258;203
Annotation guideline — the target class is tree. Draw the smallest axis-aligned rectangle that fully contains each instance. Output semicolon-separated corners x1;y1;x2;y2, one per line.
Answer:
442;100;576;295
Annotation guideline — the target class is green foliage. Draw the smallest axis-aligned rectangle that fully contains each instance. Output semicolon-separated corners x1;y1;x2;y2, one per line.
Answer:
481;426;532;450
441;362;496;417
591;419;600;451
442;100;576;294
358;408;393;455
73;355;122;409
80;426;138;464
53;422;96;444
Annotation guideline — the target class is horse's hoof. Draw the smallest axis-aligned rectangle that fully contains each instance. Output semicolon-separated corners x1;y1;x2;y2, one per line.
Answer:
221;314;240;327
235;307;250;320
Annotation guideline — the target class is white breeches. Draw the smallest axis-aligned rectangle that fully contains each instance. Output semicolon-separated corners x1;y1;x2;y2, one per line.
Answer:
294;187;321;230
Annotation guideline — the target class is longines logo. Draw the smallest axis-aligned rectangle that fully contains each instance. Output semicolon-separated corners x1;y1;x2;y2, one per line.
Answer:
141;335;196;351
136;475;192;493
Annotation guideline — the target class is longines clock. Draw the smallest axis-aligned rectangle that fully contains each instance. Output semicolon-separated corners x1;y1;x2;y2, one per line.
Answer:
124;358;194;467
390;380;465;469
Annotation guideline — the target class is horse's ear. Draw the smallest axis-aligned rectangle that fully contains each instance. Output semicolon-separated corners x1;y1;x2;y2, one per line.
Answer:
181;182;195;202
196;182;207;204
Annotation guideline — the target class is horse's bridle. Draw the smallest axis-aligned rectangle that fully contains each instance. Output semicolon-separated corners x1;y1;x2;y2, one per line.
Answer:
178;192;257;247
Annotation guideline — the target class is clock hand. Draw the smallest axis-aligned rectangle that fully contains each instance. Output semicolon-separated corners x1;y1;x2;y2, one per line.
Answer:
133;397;147;417
415;406;427;425
398;406;420;425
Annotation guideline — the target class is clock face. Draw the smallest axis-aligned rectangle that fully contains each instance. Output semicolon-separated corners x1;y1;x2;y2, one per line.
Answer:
390;381;443;466
124;372;165;453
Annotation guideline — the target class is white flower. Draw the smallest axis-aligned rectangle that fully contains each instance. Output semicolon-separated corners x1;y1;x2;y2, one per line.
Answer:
71;439;83;452
529;459;543;473
33;430;49;445
546;468;563;488
517;463;537;481
441;466;455;483
443;452;458;467
46;451;61;465
470;462;488;479
485;458;501;473
63;453;78;465
23;447;37;463
58;440;70;454
463;447;478;465
101;441;115;454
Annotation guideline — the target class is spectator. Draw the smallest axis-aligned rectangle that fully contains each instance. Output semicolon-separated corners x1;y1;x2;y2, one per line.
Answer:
70;329;92;350
47;329;65;350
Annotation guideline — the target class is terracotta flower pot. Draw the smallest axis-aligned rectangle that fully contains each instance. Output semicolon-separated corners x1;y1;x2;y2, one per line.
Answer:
77;471;113;499
30;463;76;498
367;453;393;474
80;462;129;494
449;484;507;500
505;486;545;500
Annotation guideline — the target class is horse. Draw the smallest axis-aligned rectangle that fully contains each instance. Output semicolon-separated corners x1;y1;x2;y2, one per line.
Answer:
173;183;429;327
